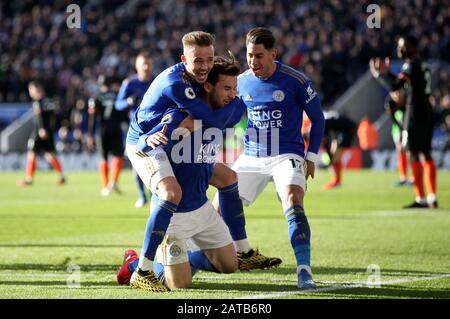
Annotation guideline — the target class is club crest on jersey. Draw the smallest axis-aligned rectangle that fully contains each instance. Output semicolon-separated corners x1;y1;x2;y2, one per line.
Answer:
161;113;173;124
273;90;285;102
185;87;196;99
151;151;167;161
169;244;182;257
155;153;167;161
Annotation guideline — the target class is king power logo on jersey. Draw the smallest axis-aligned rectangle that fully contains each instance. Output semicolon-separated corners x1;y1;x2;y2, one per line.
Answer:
248;108;283;129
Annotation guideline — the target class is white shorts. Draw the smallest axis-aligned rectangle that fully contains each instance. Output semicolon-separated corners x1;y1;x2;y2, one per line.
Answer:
232;153;307;206
155;201;233;266
126;144;174;193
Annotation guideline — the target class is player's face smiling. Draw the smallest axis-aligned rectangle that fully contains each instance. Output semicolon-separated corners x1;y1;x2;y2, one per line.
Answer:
205;74;237;109
247;43;277;79
182;45;215;84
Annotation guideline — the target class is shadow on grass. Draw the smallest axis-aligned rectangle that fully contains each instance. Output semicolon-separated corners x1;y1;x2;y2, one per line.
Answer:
0;244;135;248
2;263;445;277
0;280;119;287
0;214;146;220
0;263;119;272
316;285;450;299
192;281;294;292
245;214;366;220
263;266;449;276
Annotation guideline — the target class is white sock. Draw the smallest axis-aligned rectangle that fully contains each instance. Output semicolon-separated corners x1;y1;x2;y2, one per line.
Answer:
138;256;153;272
234;239;251;253
427;193;436;203
415;197;426;204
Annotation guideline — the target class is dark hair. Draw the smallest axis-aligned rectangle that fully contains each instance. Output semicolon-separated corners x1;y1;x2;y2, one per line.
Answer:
182;31;215;48
28;79;45;91
401;35;418;49
246;27;275;50
136;50;152;60
207;51;240;85
97;74;116;87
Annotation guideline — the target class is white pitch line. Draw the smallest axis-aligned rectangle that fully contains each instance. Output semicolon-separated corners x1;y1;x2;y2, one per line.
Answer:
237;273;450;299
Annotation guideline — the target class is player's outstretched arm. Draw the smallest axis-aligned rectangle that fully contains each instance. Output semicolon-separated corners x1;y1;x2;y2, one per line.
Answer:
177;97;246;131
115;80;132;111
164;84;237;130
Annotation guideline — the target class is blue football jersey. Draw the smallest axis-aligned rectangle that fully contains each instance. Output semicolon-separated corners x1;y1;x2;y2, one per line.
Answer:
148;108;218;212
115;74;153;111
238;61;324;160
126;63;243;145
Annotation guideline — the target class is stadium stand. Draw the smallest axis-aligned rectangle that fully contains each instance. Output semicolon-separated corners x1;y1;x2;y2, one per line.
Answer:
0;0;449;156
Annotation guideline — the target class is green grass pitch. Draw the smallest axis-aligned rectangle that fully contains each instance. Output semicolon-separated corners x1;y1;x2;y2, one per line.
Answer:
0;169;449;299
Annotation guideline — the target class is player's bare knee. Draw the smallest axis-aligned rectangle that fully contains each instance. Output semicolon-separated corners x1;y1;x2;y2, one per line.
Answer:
226;169;238;185
165;189;182;204
283;189;303;208
214;165;237;188
157;181;182;204
167;277;192;289
222;259;238;273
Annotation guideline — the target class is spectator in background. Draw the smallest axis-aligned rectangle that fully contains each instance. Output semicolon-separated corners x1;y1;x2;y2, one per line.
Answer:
1;1;449;155
1;1;449;109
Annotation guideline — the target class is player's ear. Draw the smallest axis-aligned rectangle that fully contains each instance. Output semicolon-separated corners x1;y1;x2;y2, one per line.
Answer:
204;82;213;93
271;48;277;60
181;54;187;64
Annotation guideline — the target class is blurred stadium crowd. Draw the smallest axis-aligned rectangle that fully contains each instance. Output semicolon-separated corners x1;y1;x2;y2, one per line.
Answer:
0;0;449;152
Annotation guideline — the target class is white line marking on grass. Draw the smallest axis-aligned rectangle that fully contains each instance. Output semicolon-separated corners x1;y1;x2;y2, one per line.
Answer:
237;273;450;299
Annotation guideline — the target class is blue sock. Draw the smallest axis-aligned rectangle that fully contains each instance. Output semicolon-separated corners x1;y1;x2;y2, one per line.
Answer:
128;258;139;273
128;257;164;279
128;258;165;281
188;250;218;273
135;174;147;201
219;183;247;241
285;205;311;266
131;256;199;281
141;198;177;261
153;261;165;281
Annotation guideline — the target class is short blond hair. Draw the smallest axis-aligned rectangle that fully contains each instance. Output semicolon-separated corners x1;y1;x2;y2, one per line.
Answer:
182;31;215;49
